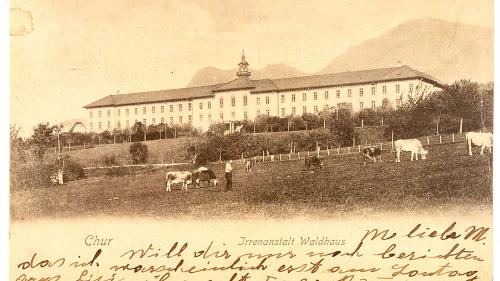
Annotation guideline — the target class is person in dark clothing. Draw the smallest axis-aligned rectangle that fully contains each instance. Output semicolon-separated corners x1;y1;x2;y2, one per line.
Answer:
225;160;233;191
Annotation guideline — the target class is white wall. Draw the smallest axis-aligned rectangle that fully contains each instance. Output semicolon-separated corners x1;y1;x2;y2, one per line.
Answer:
85;79;440;133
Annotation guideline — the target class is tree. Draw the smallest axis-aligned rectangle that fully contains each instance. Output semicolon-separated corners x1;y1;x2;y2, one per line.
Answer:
10;125;27;164
354;109;382;127
329;109;355;147
129;143;148;164
208;122;227;136
29;123;55;161
287;115;305;131
185;139;203;164
301;113;321;130
131;122;146;142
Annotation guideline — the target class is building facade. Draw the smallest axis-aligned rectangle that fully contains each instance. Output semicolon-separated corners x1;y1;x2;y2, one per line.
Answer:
84;54;443;133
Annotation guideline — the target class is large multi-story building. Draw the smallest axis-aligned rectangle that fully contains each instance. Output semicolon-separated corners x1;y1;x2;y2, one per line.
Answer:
83;53;442;132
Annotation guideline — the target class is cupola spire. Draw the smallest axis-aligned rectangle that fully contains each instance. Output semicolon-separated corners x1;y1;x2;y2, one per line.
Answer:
236;49;251;78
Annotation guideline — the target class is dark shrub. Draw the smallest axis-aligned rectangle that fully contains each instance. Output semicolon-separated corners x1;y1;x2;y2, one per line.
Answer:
10;162;54;190
105;166;129;177
64;159;85;181
102;155;118;166
129;143;148;164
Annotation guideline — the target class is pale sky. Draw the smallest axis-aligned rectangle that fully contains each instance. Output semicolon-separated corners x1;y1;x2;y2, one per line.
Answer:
10;0;493;136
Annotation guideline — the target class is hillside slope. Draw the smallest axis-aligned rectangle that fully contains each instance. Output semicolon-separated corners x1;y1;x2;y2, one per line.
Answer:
319;18;493;83
186;64;306;87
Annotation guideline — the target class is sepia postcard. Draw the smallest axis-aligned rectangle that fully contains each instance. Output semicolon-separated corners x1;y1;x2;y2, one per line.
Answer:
8;1;494;280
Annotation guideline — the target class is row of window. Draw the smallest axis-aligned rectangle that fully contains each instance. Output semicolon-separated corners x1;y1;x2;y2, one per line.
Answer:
89;115;196;130
283;84;409;103
91;99;390;131
89;97;406;131
92;83;414;119
90;83;414;119
89;102;213;119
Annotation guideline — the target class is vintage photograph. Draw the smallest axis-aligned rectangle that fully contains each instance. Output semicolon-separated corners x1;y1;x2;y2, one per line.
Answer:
10;0;493;221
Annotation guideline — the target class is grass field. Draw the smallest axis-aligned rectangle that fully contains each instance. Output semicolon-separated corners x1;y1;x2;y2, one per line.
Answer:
11;141;492;220
62;137;194;166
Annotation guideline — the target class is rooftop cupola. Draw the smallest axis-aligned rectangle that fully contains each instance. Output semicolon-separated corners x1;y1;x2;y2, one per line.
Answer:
236;50;251;78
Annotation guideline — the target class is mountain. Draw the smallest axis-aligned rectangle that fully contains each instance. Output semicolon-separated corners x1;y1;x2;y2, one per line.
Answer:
187;18;492;87
186;64;306;87
318;18;493;83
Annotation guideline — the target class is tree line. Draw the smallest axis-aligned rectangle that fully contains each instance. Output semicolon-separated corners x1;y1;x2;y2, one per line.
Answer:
186;80;493;164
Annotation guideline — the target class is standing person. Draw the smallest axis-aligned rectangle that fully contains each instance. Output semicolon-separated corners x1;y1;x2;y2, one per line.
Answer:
225;160;233;191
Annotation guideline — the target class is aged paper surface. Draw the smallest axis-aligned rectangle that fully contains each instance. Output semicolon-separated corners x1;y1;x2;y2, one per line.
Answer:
9;1;494;280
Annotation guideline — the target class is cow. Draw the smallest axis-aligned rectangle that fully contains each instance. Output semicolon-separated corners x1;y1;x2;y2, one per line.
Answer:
362;146;382;165
165;171;193;191
245;160;252;172
466;132;493;156
192;167;219;188
305;155;324;169
394;139;428;162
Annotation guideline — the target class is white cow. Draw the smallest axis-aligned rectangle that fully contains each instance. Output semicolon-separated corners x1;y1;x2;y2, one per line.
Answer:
394;139;428;162
466;132;493;156
165;171;193;192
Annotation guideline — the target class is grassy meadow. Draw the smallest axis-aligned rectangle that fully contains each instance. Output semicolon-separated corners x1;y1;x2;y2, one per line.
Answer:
62;137;194;166
11;141;492;220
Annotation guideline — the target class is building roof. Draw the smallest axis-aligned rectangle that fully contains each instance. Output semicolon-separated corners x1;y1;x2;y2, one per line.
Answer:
212;77;255;92
84;65;442;108
84;84;219;108
268;65;443;92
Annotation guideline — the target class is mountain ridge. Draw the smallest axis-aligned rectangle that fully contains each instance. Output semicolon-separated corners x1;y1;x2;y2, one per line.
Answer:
186;17;492;87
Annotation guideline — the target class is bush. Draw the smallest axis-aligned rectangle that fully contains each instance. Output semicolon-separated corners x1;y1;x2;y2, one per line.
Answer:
102;155;118;166
129;143;148;164
64;159;85;182
105;166;129;177
10;162;54;190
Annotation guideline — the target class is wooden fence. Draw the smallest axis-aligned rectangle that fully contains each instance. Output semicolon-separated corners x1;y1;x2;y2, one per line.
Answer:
82;132;467;170
231;132;467;165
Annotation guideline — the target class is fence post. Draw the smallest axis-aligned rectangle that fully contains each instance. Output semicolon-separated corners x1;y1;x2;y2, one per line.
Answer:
439;135;442;144
427;137;430;145
391;130;394;150
452;133;455;142
358;145;361;152
327;149;330;156
289;153;291;160
317;150;320;157
337;147;340;155
307;151;310;156
279;154;282;161
380;143;383;150
298;152;300;159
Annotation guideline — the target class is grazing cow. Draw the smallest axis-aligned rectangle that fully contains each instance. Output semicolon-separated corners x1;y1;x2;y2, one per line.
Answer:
305;155;324;169
394;139;428;162
193;167;219;188
362;146;382;165
245;160;252;172
165;171;193;192
466;132;493;156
